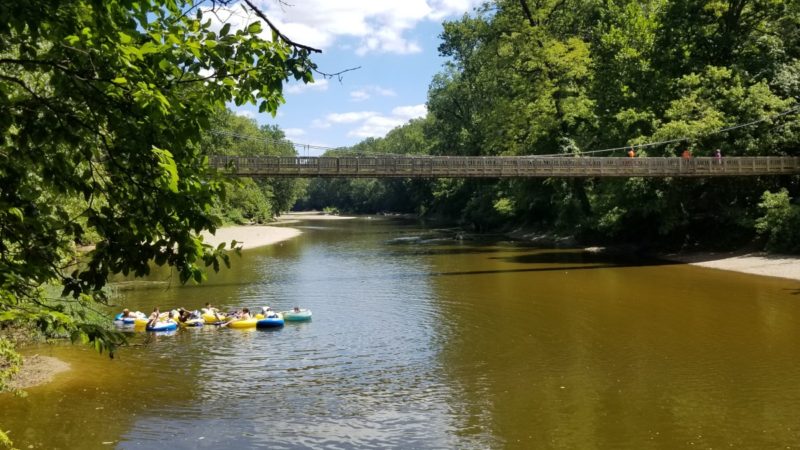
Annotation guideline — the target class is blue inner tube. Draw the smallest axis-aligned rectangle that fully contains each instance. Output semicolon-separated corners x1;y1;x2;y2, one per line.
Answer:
256;317;284;329
114;313;137;325
146;321;178;332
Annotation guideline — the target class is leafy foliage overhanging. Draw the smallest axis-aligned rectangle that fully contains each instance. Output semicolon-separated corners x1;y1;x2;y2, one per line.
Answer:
0;0;315;369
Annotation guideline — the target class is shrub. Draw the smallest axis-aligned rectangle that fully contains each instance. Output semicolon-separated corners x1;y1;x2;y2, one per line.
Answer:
755;189;800;253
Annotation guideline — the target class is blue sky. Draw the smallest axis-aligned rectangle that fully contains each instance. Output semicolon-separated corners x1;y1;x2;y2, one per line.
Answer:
217;1;483;156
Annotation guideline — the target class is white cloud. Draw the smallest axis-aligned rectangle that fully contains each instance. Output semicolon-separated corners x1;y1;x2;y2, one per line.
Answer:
201;2;482;57
326;111;379;124
283;128;306;138
250;0;483;55
234;109;256;119
285;78;329;94
350;90;371;102
350;116;406;138
311;118;332;129
392;104;427;120
349;85;397;102
309;103;427;138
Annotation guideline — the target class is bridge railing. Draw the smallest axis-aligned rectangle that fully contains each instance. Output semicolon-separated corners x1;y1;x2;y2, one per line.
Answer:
208;155;800;178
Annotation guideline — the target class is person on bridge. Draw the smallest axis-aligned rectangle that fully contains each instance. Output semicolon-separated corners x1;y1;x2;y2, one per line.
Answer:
681;149;692;159
627;147;636;158
714;148;722;163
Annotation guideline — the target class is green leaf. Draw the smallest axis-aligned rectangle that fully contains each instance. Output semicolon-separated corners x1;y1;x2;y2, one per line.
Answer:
112;77;127;84
220;23;231;36
7;207;23;222
152;146;180;193
247;22;262;34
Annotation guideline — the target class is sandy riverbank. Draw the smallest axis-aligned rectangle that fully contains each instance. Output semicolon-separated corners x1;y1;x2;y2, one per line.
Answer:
201;225;302;250
200;212;357;249
8;355;71;390
661;251;800;282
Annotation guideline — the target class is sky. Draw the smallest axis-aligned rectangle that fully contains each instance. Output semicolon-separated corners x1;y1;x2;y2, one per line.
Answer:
221;0;484;156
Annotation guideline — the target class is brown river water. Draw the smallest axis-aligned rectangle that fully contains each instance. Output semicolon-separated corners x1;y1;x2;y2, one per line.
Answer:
2;217;800;449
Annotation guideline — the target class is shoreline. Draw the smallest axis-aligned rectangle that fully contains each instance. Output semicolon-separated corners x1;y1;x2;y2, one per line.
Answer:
510;229;800;282
7;355;71;390
201;212;356;250
200;225;302;250
658;251;800;282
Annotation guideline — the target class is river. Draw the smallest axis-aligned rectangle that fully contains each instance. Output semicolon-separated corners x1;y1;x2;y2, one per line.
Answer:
2;217;800;449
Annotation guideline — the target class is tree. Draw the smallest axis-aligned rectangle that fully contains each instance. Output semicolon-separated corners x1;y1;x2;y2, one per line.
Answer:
296;118;435;215
200;110;306;223
0;0;317;400
419;0;799;244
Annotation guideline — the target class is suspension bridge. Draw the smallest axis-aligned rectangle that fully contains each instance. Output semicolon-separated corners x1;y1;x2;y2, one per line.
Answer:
209;155;800;178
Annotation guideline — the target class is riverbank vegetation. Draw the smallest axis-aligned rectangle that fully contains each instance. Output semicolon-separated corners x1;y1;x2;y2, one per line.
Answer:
300;0;800;252
2;0;799;421
201;109;307;225
0;2;317;441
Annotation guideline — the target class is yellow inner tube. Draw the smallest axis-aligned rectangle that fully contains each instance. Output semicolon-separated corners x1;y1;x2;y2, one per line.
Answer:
202;313;224;323
227;318;258;329
180;318;205;327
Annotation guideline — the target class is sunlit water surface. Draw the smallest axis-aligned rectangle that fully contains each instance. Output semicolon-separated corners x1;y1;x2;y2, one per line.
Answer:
3;217;800;449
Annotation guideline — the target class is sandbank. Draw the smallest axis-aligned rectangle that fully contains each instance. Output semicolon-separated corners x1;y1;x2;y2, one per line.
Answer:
663;251;800;282
201;225;301;250
277;211;356;221
8;355;71;390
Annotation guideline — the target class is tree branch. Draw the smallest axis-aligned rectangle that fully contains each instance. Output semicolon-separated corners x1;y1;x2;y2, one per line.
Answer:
519;0;537;27
314;65;361;82
241;0;322;53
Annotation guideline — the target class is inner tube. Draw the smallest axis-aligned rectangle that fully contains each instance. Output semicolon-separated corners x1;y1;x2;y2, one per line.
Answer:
146;321;178;332
256;317;284;329
202;313;224;324
226;318;258;329
180;318;205;328
114;313;139;325
282;309;312;321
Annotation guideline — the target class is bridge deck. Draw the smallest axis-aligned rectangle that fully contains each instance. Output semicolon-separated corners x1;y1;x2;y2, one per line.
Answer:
209;155;800;178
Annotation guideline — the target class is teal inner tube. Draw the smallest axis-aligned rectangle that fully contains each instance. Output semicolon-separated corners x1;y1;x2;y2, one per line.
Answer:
283;310;312;321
